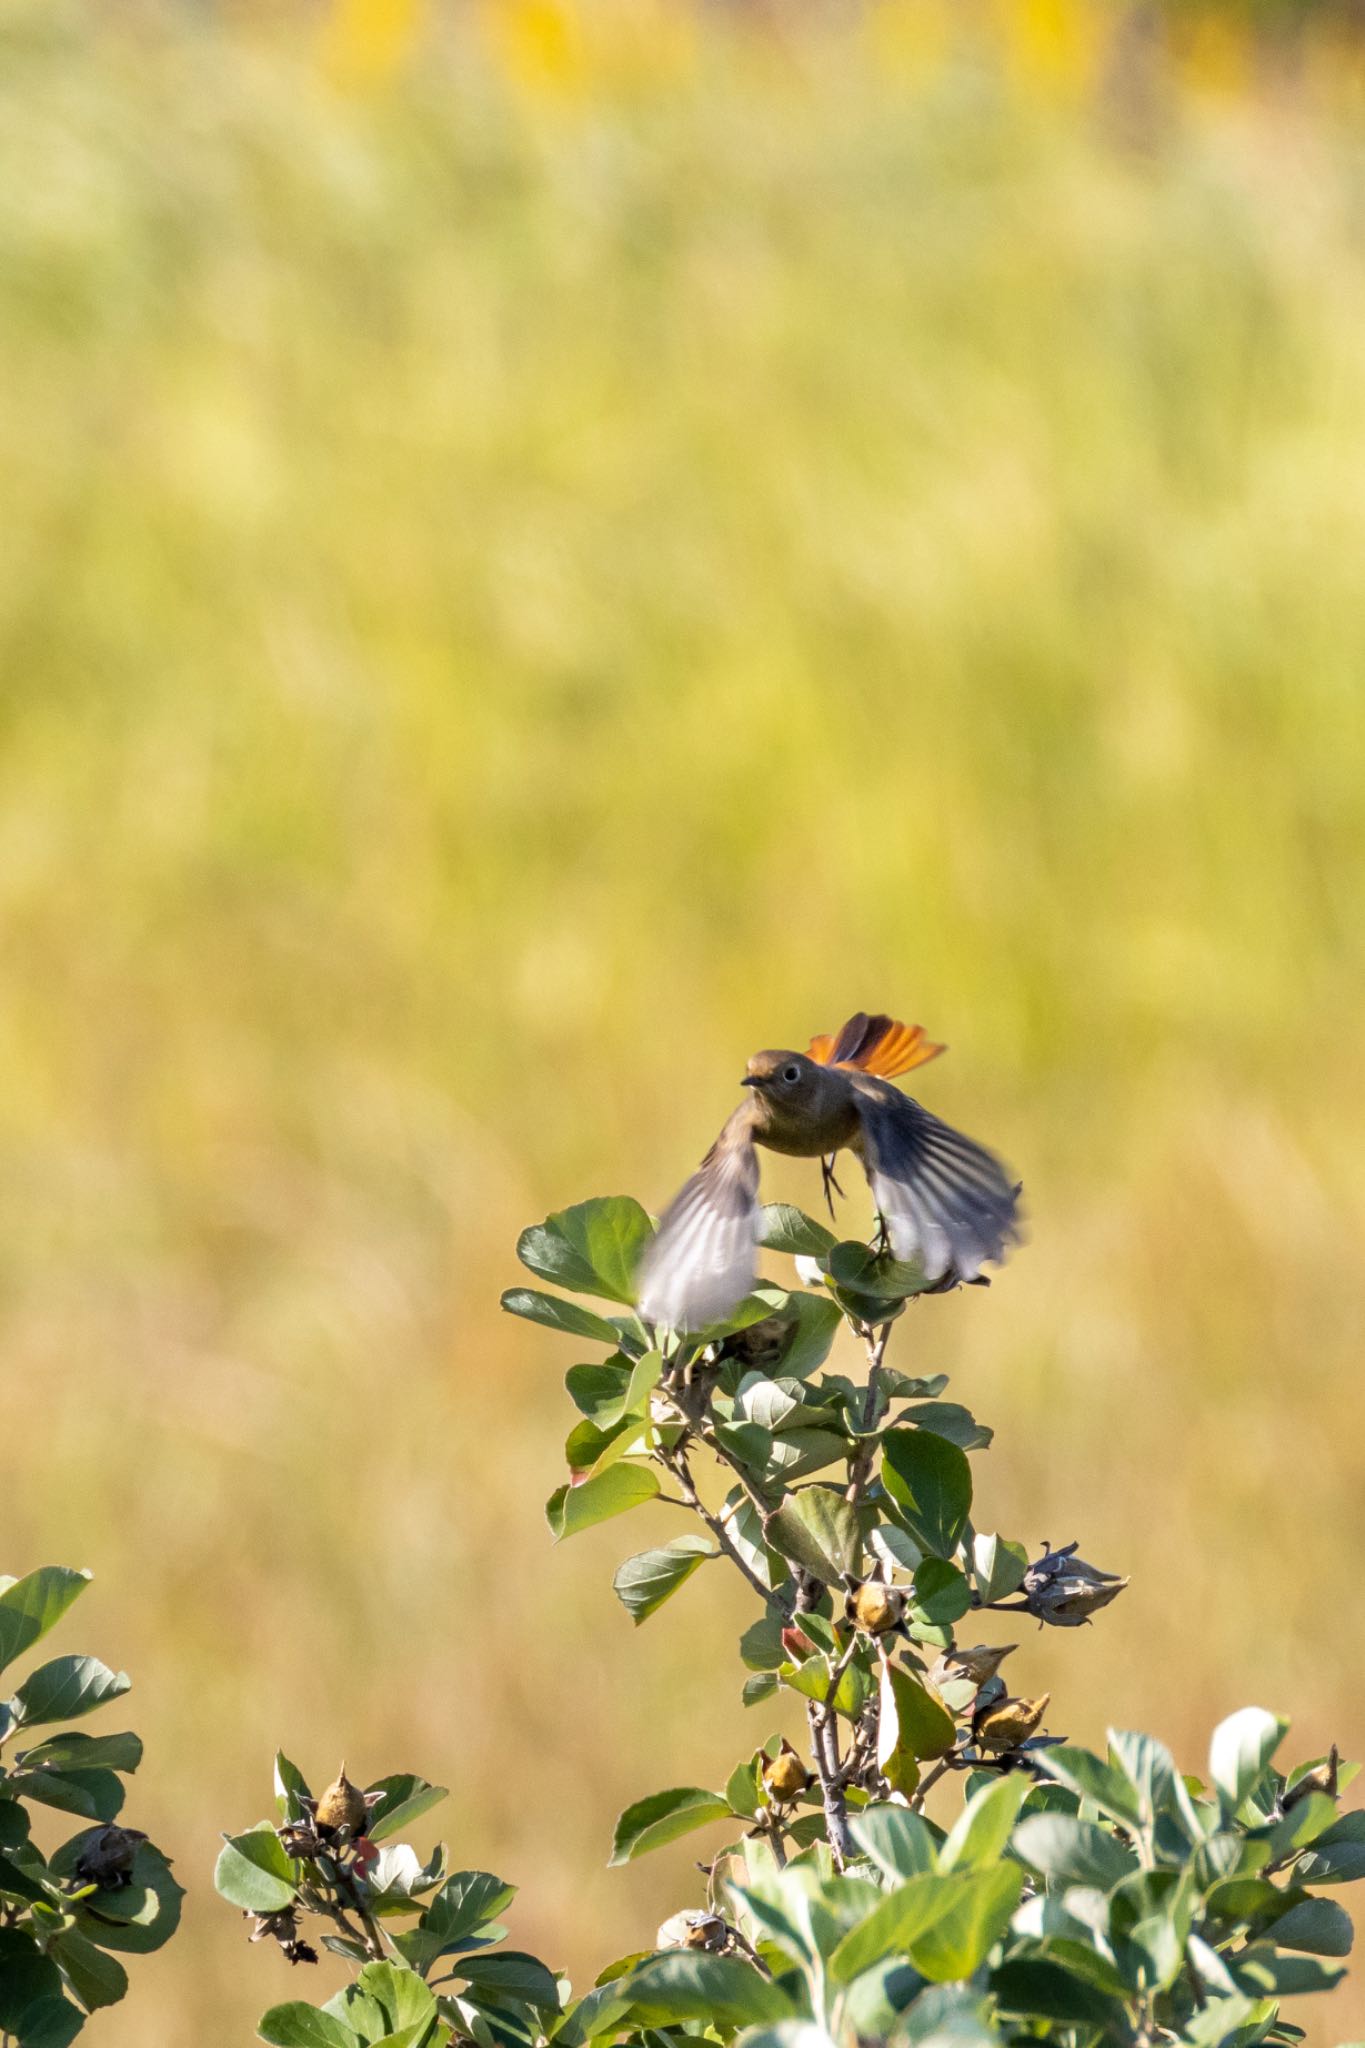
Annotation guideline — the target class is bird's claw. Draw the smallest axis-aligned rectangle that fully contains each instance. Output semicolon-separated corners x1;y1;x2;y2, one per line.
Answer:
820;1155;845;1218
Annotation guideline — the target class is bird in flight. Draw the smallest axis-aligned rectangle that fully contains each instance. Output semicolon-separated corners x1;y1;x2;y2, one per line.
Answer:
636;1011;1020;1332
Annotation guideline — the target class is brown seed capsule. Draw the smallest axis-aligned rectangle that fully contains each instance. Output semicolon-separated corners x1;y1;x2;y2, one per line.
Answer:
657;1909;729;1952
846;1581;906;1637
762;1739;812;1802
973;1692;1051;1753
314;1763;368;1839
929;1643;1017;1692
1023;1543;1127;1628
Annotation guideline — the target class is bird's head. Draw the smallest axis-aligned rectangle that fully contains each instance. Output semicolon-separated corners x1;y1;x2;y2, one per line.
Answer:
741;1048;845;1142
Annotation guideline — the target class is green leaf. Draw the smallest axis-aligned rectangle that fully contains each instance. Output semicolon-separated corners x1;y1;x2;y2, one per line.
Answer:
758;1207;837;1258
15;1733;142;1776
849;1805;940;1880
12;1658;131;1728
939;1775;1029;1873
0;1928;66;2032
622;1349;665;1414
743;1674;779;1707
972;1534;1028;1605
274;1751;313;1824
829;1873;963;1983
9;1768;125;1822
1032;1746;1143;1826
881;1431;972;1559
879;1662;956;1763
517;1197;655;1304
912;1560;972;1625
612;1538;714;1625
782;1656;871;1720
0;1570;91;1676
908;1863;1023;1982
898;1403;993;1451
764;1488;860;1584
739;1612;787;1672
1011;1814;1140;1890
9;1995;86;2048
350;1961;438;2034
422;1870;517;1948
1263;1896;1354;1956
827;1243;935;1302
1210;1709;1287;1814
991;1956;1129;2031
500;1290;622;1346
214;1823;299;1913
364;1774;449;1843
608;1787;731;1865
1297;1810;1365;1885
454;1951;562;2009
65;1840;184;1955
622;1951;790;2027
777;1295;844;1382
258;2005;359;2048
565;1360;632;1424
547;1463;661;1541
50;1930;128;2012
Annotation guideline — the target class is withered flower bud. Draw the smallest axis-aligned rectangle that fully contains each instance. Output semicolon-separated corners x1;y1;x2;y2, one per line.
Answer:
1283;1746;1341;1813
248;1905;318;1965
973;1692;1051;1754
1023;1542;1127;1627
929;1643;1017;1692
72;1826;147;1891
657;1909;729;1952
762;1739;812;1803
315;1763;368;1840
845;1580;906;1638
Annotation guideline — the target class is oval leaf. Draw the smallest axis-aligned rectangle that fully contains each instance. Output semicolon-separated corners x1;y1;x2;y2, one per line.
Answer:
609;1788;731;1865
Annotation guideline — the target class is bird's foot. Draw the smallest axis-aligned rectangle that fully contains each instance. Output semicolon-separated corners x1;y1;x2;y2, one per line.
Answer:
820;1155;845;1218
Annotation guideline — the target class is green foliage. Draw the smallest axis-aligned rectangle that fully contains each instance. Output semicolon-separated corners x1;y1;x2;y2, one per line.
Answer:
219;1188;1365;2048
498;1195;1365;2048
214;1758;561;2048
0;1566;181;2045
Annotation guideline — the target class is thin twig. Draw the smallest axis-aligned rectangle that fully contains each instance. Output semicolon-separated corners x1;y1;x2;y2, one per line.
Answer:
659;1440;794;1617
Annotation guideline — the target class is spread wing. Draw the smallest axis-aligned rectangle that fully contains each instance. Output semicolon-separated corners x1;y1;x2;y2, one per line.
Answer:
636;1108;761;1333
808;1011;946;1080
852;1076;1020;1284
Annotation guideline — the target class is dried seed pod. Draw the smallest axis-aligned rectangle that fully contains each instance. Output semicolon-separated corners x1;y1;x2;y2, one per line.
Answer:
973;1692;1051;1753
1023;1543;1127;1627
762;1739;812;1802
657;1909;729;1952
845;1580;906;1638
314;1763;368;1840
929;1643;1017;1692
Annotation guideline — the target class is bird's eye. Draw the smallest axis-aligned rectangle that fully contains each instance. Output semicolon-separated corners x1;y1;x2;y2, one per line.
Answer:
781;1063;802;1085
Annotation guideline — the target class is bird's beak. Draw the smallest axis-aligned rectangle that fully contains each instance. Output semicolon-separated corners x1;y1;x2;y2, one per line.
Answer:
740;1074;763;1089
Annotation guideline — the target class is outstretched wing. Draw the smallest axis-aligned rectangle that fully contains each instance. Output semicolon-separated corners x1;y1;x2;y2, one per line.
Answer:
852;1076;1020;1284
636;1108;761;1333
808;1012;946;1081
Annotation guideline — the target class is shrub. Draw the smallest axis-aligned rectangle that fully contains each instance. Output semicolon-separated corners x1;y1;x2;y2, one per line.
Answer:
0;1566;181;2047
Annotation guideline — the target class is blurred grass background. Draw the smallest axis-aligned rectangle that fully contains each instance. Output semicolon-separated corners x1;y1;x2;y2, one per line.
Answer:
2;0;1364;2039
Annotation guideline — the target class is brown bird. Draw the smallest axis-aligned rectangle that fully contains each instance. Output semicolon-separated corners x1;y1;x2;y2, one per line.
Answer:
637;1011;1020;1332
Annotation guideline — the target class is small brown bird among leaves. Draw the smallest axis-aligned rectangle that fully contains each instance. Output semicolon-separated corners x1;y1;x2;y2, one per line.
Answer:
637;1011;1021;1331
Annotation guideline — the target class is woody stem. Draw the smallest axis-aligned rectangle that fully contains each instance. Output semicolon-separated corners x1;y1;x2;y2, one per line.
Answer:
659;1440;793;1618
